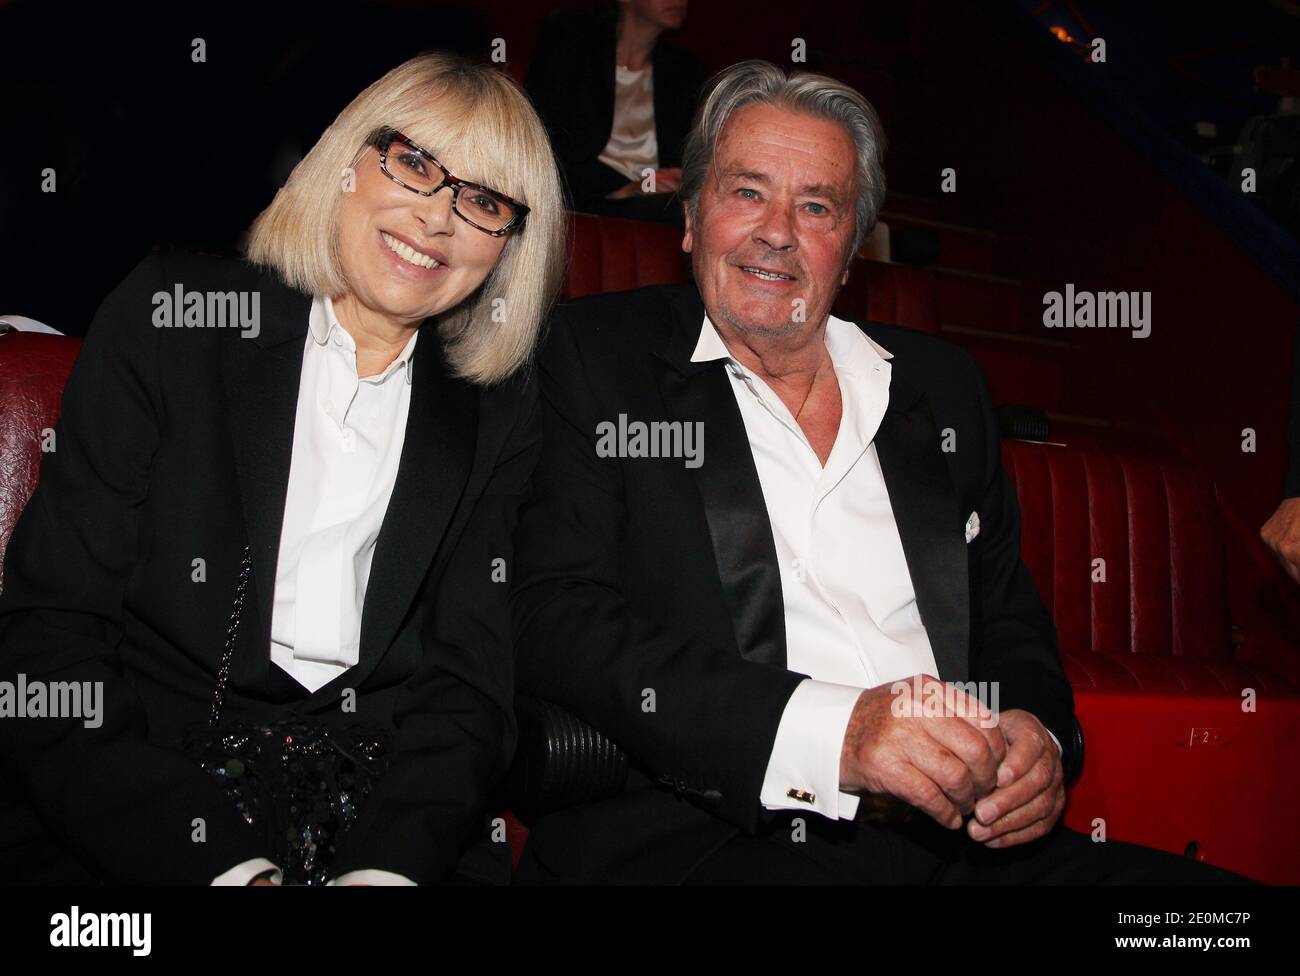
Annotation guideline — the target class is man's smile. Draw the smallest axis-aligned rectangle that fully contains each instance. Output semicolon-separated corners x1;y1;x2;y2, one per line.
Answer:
736;264;798;283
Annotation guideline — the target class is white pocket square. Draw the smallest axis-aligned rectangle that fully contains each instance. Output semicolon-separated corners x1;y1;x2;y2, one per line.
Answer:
964;511;980;544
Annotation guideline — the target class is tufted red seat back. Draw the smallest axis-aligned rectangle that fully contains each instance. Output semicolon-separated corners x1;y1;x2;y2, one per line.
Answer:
1002;439;1296;695
833;260;939;333
0;334;81;591
563;212;689;300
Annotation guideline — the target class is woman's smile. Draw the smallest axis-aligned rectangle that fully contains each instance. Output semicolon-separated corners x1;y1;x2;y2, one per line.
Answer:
378;229;451;277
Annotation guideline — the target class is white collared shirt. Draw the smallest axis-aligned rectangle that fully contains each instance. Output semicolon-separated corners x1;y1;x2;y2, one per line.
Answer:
691;313;939;821
269;296;416;693
213;296;418;887
692;314;1059;821
598;63;660;184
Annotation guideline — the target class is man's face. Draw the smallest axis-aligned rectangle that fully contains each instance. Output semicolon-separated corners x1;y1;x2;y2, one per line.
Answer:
683;103;858;341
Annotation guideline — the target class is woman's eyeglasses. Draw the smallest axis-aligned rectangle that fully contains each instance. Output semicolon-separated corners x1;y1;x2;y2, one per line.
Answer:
366;126;529;237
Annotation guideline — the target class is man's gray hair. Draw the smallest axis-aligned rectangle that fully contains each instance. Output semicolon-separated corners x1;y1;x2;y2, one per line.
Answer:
679;60;887;259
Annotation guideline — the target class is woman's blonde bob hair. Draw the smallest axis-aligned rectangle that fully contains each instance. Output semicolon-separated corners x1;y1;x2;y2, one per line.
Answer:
247;52;566;385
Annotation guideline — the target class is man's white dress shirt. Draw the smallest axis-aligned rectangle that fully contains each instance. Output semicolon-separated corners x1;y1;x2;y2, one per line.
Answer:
690;313;1056;824
213;297;418;886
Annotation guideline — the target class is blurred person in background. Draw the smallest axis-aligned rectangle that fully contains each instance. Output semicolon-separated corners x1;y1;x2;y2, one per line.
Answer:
528;0;705;225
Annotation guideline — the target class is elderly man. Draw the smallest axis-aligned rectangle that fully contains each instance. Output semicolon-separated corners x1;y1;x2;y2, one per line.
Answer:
511;60;1253;884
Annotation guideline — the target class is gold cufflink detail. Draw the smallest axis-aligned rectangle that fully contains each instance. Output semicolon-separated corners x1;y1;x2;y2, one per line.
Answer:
786;788;816;804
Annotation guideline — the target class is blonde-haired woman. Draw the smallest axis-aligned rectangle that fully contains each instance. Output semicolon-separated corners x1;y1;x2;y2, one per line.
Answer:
0;53;565;886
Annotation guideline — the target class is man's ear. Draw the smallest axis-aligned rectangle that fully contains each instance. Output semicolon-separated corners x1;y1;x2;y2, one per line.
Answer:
682;203;695;253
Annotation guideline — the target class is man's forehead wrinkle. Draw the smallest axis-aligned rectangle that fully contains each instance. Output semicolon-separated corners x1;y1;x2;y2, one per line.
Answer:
721;131;825;165
724;104;849;150
717;122;853;185
715;148;853;199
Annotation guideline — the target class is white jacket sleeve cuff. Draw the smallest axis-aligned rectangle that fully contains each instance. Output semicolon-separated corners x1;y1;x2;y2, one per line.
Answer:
759;679;865;821
211;858;281;886
328;869;417;886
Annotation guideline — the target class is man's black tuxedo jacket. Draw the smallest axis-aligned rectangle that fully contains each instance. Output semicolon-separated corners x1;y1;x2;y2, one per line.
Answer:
0;252;538;884
511;283;1076;883
525;10;706;211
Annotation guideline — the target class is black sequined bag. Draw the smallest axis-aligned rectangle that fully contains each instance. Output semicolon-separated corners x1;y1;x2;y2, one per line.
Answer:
181;547;393;885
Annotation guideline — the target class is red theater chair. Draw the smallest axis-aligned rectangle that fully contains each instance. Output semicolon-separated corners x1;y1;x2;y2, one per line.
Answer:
562;211;689;299
1003;440;1300;883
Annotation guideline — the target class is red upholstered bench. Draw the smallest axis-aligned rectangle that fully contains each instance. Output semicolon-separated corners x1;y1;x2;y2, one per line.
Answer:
833;259;939;334
563;212;689;299
1003;440;1300;883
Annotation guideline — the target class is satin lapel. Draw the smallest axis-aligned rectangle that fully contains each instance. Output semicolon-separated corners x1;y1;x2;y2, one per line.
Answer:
654;290;786;668
873;381;970;683
351;328;478;680
221;275;312;690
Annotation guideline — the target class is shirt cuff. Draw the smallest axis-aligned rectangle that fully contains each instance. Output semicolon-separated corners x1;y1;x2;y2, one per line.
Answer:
211;858;281;886
760;679;865;821
328;869;417;886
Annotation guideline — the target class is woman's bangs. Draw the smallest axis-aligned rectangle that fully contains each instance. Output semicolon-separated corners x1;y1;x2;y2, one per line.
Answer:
397;87;533;205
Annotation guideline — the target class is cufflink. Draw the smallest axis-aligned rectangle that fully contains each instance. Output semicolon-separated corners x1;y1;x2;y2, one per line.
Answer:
786;788;817;804
965;511;980;544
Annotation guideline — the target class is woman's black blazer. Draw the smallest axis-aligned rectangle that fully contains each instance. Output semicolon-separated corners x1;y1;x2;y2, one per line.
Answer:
0;251;538;884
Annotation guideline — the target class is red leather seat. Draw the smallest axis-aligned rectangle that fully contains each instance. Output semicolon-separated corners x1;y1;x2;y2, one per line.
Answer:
1003;439;1300;882
563;212;689;299
833;260;938;334
1002;440;1297;694
0;333;80;590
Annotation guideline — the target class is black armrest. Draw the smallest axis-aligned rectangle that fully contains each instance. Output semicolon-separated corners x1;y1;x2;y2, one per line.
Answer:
506;696;629;818
995;403;1050;442
507;698;1085;814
